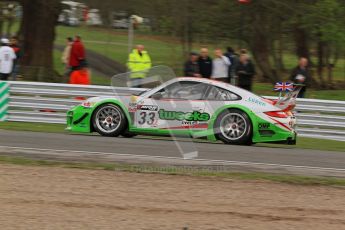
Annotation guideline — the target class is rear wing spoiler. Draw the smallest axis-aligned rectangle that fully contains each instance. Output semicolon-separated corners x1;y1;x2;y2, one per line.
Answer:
274;84;303;111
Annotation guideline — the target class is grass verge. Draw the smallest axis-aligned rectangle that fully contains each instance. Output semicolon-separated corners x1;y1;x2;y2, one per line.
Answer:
0;122;66;133
0;121;344;152
0;155;344;186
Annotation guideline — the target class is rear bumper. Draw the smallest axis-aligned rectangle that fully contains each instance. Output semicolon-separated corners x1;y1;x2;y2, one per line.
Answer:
253;128;297;144
252;114;297;144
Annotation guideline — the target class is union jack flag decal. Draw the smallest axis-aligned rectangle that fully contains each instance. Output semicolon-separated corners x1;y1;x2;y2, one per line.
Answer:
274;82;294;92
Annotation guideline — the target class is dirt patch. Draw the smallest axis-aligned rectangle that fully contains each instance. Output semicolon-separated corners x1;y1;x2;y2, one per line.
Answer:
0;164;344;230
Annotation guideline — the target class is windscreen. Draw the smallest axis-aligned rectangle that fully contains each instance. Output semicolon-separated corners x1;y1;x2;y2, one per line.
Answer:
111;65;176;96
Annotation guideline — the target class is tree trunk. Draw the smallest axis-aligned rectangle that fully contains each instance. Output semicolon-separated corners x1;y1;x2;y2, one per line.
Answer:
325;44;334;88
277;23;285;71
317;39;326;87
18;0;61;82
249;23;280;83
0;6;3;36
6;18;14;36
294;26;310;60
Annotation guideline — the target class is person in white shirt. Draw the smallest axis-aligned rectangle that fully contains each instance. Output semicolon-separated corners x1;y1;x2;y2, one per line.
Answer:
0;38;16;81
211;48;231;83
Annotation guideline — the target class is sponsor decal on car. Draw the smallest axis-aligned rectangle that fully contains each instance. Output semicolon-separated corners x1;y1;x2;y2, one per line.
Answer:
128;95;138;112
137;105;159;111
258;123;271;129
246;97;266;106
158;109;210;121
182;121;198;125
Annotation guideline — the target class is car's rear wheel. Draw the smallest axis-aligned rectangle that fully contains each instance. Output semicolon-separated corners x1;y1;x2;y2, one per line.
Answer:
214;109;252;145
92;104;126;137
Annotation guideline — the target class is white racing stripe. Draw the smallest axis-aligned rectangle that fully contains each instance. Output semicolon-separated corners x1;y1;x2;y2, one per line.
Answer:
0;145;345;173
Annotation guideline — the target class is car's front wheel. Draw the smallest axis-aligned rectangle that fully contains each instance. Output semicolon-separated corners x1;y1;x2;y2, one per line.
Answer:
214;109;252;145
92;104;126;137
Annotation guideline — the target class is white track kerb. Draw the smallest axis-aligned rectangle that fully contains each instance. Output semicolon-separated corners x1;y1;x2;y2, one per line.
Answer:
0;82;9;121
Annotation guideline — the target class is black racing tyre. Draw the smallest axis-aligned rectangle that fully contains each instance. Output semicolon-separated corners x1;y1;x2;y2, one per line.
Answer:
121;128;137;138
214;109;252;145
92;104;127;137
287;138;296;145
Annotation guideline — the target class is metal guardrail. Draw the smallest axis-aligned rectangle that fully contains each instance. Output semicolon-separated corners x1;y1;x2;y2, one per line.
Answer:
2;81;345;141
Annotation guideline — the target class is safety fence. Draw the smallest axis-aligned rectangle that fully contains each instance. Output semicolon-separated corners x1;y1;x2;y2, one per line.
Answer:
0;81;344;141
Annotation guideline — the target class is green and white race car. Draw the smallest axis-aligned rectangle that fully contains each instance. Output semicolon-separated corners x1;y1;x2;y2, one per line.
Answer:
67;76;300;145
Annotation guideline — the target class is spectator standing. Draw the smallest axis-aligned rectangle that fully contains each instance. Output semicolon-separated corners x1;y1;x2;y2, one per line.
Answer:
198;48;212;78
290;57;310;98
211;48;231;82
0;38;16;81
69;36;86;71
9;36;22;81
62;37;73;69
127;45;152;87
224;47;238;84
184;52;201;77
236;54;256;91
69;63;90;85
69;62;91;100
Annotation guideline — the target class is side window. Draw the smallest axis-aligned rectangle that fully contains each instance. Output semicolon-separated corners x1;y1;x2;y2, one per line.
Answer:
206;86;240;101
154;81;208;100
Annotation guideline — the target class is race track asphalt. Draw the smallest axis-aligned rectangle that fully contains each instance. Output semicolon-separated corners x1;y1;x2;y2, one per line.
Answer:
0;130;344;177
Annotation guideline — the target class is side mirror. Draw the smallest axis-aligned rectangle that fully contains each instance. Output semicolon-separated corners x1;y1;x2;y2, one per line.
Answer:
151;92;163;100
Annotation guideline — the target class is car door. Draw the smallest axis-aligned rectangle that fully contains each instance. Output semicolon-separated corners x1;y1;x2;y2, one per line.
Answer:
133;81;210;130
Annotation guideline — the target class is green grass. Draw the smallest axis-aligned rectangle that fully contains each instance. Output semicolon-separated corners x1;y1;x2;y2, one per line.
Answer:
53;49;112;85
55;26;184;71
0;121;344;152
0;122;66;133
0;154;344;186
258;137;345;152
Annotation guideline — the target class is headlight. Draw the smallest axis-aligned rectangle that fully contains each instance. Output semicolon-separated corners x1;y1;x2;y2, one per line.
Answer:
81;101;93;108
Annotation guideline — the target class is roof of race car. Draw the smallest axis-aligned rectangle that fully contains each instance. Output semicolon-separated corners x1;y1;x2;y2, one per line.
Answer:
171;77;254;97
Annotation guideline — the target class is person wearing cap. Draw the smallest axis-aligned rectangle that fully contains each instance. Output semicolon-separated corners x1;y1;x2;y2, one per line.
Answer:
69;62;90;100
0;38;16;81
184;52;201;77
69;62;90;85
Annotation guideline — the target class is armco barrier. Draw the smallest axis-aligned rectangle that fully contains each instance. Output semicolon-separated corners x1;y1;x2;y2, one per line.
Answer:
2;81;345;141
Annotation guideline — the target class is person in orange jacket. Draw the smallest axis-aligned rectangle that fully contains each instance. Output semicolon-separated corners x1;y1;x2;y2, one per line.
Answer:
69;63;91;100
69;66;90;85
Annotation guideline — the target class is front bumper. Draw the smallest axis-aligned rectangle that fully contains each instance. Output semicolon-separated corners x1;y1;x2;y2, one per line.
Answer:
66;105;93;133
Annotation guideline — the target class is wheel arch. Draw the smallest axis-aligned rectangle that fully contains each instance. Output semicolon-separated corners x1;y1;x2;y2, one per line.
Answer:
207;104;256;141
90;99;132;132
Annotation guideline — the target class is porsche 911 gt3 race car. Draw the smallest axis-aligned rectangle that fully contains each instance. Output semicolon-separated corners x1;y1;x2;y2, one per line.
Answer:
67;67;301;145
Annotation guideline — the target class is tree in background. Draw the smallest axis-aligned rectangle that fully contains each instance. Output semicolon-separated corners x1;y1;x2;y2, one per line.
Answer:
0;0;61;82
301;0;345;87
18;0;61;81
0;0;343;87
